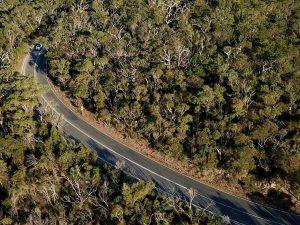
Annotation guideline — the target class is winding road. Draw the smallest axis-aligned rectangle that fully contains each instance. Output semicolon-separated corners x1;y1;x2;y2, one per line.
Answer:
22;47;300;225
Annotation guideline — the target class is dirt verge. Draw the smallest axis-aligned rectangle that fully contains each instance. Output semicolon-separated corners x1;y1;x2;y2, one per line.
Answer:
47;79;300;213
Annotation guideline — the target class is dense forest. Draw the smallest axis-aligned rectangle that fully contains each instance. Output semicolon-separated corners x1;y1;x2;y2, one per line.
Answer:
0;1;221;224
0;78;219;224
41;0;300;210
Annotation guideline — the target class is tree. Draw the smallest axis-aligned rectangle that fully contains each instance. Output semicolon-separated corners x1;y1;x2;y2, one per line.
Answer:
0;1;222;224
122;181;155;207
188;188;197;209
49;59;70;88
40;0;300;213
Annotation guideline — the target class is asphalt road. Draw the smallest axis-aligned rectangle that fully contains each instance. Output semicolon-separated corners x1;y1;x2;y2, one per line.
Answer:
23;48;300;225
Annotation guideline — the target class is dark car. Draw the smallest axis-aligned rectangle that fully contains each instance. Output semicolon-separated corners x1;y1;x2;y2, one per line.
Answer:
34;43;43;51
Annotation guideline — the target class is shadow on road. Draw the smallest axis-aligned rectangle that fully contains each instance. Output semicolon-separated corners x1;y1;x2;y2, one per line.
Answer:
247;190;294;213
83;137;255;224
29;49;47;74
34;51;299;224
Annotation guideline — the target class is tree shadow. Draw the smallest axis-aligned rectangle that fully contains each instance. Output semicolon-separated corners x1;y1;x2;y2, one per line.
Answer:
207;192;260;225
247;190;295;213
207;190;300;225
29;49;47;74
68;135;300;225
83;137;257;224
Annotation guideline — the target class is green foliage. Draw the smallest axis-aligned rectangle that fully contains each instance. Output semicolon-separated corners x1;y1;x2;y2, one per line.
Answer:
122;180;154;207
0;76;215;224
0;3;219;224
43;0;300;208
1;0;300;220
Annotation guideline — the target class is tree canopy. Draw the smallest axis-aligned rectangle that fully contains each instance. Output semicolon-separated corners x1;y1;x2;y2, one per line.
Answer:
42;0;300;211
0;1;220;224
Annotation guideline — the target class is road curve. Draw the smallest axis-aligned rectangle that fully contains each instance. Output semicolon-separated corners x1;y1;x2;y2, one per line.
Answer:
23;48;300;225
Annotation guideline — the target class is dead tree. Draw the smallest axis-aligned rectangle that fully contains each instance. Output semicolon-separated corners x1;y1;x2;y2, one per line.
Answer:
176;45;190;68
221;215;231;224
188;187;197;209
160;47;173;69
162;0;187;25
0;52;11;69
61;167;95;209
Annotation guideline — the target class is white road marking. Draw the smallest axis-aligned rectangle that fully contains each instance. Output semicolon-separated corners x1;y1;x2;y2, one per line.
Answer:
98;157;245;225
39;92;287;225
45;66;300;217
27;50;297;225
